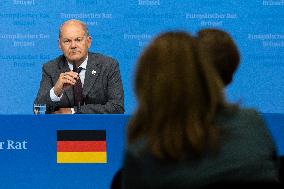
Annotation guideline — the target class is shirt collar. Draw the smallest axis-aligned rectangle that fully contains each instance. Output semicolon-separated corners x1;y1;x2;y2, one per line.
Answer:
67;55;88;70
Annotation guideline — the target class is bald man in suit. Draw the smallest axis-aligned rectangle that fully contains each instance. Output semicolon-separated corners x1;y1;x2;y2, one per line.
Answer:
34;19;124;114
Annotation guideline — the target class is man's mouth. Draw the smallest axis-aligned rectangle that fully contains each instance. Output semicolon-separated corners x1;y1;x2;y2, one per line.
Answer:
70;51;79;55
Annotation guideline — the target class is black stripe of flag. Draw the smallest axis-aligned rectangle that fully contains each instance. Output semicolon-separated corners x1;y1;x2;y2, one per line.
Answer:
57;130;106;141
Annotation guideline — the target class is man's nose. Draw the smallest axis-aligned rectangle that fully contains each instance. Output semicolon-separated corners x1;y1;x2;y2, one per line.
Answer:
70;41;77;48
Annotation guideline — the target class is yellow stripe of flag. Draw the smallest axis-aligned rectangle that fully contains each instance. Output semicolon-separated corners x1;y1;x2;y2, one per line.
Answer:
57;152;107;163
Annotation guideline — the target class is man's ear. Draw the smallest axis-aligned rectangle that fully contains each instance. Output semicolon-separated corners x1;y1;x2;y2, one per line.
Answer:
58;39;62;50
87;36;92;48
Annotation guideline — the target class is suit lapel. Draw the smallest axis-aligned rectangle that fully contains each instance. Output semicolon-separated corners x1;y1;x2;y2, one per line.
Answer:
83;55;99;96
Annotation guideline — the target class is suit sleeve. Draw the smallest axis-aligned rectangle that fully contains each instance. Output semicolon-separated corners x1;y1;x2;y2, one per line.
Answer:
78;59;124;114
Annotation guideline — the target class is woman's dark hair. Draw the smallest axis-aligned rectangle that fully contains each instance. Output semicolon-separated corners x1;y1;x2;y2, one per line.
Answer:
197;29;240;86
127;31;226;160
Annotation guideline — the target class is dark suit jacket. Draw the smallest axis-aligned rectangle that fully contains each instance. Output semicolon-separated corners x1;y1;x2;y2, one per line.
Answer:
34;52;124;114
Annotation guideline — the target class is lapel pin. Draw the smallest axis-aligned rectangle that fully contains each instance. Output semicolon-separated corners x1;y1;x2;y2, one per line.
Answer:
92;70;96;75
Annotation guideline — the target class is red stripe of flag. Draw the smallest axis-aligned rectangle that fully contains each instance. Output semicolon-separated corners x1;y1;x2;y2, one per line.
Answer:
57;141;106;152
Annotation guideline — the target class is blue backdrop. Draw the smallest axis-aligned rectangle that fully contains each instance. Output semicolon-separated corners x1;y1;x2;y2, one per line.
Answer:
0;0;283;114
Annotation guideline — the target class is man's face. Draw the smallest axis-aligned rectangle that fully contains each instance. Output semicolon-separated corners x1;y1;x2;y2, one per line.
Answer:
59;22;92;66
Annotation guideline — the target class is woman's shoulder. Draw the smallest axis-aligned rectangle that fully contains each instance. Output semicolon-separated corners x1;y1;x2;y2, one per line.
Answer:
218;106;264;123
216;106;272;140
218;107;276;151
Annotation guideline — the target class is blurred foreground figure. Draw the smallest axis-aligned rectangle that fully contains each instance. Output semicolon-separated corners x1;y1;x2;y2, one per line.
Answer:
121;31;280;189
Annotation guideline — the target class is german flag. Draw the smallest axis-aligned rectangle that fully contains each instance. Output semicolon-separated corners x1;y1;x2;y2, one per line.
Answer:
57;130;107;163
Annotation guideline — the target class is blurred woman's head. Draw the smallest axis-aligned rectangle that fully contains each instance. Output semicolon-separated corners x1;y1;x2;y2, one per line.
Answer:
128;31;227;160
197;28;240;86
